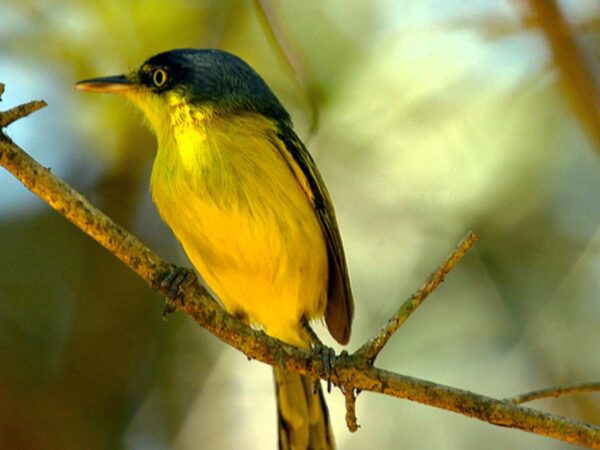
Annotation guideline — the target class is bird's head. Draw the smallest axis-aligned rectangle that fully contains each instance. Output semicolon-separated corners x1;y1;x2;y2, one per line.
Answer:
75;49;290;138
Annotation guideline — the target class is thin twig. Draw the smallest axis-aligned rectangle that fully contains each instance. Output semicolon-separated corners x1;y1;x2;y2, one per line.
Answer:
354;231;478;363
0;100;47;128
1;93;600;448
506;382;600;405
524;0;600;157
252;0;321;139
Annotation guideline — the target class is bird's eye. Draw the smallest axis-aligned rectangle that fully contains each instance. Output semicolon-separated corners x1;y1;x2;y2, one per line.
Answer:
152;68;168;88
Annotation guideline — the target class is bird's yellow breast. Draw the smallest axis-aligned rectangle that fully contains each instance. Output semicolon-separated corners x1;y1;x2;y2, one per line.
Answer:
149;107;328;347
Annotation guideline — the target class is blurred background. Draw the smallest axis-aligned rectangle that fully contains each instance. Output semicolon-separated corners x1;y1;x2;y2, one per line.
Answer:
1;0;599;448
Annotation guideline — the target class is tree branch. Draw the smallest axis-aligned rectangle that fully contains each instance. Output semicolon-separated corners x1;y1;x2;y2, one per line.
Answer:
1;85;599;448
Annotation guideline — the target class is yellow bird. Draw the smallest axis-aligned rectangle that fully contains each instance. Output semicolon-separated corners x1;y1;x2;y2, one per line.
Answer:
76;48;354;450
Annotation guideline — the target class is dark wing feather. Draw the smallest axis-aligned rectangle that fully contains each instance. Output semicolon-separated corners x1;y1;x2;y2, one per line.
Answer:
275;125;354;345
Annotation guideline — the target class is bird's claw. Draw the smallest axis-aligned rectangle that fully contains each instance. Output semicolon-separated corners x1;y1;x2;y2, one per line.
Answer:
154;265;194;318
162;298;177;318
312;343;337;393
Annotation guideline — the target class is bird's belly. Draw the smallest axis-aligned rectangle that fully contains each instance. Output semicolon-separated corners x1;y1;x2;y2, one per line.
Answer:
150;150;328;346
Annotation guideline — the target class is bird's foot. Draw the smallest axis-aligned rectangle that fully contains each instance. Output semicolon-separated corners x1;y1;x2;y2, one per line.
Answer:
154;265;194;318
312;343;337;393
301;321;337;392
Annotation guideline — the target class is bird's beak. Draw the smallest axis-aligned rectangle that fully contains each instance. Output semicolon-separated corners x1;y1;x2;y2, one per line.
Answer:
74;75;136;94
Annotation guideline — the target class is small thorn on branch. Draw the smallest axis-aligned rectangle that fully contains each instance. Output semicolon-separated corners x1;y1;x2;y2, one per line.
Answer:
353;231;478;364
343;385;360;432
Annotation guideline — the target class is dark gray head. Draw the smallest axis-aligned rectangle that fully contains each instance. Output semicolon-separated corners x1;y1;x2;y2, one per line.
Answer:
141;49;290;123
76;48;291;125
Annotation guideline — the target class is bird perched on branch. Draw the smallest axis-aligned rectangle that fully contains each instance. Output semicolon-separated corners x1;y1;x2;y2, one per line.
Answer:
76;48;354;450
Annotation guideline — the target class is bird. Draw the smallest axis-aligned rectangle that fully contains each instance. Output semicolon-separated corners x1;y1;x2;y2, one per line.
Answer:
75;48;354;450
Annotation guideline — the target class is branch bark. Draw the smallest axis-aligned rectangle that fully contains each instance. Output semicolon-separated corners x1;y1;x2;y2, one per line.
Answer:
1;86;599;448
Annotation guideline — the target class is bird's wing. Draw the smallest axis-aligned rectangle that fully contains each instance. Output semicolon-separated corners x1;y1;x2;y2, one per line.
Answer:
274;126;354;345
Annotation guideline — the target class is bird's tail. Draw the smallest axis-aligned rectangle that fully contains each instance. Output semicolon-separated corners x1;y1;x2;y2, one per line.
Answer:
274;368;336;450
